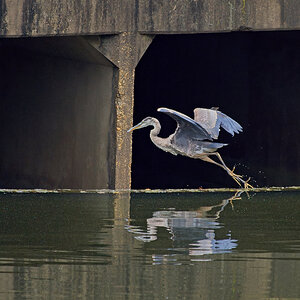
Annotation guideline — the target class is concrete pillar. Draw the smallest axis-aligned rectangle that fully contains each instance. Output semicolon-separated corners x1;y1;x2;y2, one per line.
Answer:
98;33;154;189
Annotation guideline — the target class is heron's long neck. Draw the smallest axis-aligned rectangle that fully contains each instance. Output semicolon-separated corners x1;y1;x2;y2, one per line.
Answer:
149;118;171;151
150;118;161;137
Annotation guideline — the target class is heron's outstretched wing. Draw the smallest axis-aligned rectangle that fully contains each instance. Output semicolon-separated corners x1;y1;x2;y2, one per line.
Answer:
157;108;212;152
193;108;243;139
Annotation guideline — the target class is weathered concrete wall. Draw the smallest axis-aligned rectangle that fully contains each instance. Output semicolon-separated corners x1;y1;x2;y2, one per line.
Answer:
0;0;299;37
0;37;115;189
0;1;299;190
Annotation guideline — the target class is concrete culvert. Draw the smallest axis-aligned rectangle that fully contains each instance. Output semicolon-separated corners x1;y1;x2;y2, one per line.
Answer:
0;36;115;189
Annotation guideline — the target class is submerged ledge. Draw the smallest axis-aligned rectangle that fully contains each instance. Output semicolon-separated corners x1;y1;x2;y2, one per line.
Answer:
0;186;300;194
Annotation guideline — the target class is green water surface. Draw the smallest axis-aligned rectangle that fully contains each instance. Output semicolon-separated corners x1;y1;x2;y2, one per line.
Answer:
0;191;299;299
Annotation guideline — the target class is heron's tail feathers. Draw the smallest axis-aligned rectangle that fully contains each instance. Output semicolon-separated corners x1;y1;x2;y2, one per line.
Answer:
201;141;228;153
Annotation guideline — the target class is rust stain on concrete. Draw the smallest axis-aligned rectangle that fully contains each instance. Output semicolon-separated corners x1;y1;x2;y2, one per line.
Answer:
98;33;153;189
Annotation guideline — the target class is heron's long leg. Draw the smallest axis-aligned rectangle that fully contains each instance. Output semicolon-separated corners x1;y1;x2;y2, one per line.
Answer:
209;152;241;177
208;152;253;189
199;155;242;187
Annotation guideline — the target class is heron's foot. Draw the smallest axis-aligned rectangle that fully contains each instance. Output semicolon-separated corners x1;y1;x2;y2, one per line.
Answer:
226;167;254;189
243;177;254;189
229;172;243;187
238;177;254;189
229;166;243;178
227;168;244;187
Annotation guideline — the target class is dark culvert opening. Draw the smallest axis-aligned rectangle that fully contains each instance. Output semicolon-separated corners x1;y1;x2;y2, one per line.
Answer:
0;37;114;189
133;31;300;189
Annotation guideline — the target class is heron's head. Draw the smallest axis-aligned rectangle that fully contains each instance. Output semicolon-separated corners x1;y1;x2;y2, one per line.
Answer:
127;117;156;133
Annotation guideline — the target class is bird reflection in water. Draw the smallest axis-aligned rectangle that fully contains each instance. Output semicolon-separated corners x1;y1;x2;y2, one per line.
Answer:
126;191;244;263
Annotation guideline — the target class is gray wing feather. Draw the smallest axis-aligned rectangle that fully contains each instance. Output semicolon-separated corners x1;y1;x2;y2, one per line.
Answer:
193;108;243;139
158;107;212;142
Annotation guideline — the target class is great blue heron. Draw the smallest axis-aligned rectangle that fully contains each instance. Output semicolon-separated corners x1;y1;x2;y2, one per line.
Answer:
128;107;253;188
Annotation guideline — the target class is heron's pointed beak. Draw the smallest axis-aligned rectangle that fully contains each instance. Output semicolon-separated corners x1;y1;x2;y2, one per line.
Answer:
127;123;142;133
